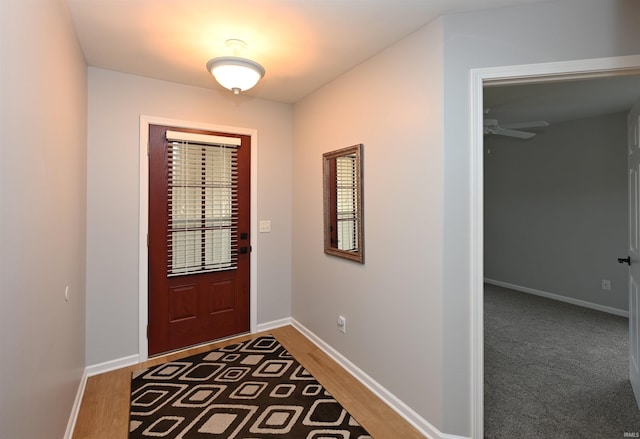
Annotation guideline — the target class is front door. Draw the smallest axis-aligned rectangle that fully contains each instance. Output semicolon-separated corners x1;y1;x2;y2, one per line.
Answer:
148;124;250;356
628;100;640;409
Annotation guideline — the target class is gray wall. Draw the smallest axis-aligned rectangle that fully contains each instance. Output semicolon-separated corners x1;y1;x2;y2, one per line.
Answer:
442;0;640;434
484;112;628;311
0;0;87;437
86;68;293;365
292;19;445;432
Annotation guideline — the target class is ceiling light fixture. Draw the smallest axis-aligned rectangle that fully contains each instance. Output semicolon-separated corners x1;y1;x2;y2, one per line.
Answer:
206;39;265;95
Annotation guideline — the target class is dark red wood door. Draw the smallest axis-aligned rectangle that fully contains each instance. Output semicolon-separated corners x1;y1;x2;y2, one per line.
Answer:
148;124;250;356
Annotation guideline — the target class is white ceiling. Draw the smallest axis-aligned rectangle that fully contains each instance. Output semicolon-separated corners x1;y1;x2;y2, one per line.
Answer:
65;0;554;104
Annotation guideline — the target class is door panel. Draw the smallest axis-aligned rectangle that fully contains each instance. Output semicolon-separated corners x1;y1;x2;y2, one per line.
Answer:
148;124;250;356
169;284;198;322
210;280;235;314
628;101;640;409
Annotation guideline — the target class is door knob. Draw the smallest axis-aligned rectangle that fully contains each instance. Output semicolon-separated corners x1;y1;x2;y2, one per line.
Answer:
618;256;631;266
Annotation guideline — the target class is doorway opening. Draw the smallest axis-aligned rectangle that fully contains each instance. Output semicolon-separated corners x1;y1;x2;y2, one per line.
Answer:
470;55;640;438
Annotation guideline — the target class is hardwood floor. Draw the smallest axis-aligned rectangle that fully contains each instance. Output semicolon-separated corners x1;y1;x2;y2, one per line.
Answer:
72;325;425;439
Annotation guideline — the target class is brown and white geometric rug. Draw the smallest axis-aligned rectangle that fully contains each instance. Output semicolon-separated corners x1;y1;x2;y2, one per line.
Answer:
129;335;372;438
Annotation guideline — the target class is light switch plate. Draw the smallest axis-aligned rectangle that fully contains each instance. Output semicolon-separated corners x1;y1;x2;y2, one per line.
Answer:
259;220;271;233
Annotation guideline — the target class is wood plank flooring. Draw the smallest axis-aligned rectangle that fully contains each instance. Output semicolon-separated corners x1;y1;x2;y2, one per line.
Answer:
72;325;425;439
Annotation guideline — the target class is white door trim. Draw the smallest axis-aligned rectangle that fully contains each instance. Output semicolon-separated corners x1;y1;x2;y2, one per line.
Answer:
470;54;640;439
138;115;258;362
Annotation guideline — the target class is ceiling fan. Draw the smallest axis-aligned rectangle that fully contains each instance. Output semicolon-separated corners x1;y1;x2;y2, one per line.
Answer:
483;118;549;139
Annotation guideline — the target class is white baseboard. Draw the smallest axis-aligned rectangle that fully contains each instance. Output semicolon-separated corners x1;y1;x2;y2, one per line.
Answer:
65;355;139;438
257;317;292;332
484;278;629;318
290;318;468;439
63;368;88;439
86;318;291;377
86;353;140;377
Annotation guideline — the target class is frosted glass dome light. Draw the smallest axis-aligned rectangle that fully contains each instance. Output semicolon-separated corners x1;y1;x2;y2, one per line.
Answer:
206;56;265;95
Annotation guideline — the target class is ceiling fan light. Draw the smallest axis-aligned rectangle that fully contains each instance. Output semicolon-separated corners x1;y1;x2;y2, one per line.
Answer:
206;56;265;94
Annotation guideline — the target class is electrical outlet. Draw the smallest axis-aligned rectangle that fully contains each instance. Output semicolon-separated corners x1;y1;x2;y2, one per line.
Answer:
337;315;346;334
602;279;611;291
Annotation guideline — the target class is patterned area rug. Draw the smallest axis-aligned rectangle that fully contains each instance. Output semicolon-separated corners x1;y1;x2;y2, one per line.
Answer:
129;335;372;438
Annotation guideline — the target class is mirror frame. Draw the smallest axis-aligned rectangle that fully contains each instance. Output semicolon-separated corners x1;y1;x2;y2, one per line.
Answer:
323;144;364;263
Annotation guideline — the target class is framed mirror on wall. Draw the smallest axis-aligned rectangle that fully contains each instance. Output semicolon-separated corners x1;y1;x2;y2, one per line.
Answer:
323;144;364;263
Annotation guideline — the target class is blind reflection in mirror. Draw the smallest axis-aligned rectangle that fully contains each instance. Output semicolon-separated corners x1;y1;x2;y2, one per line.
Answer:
323;144;363;263
335;154;358;251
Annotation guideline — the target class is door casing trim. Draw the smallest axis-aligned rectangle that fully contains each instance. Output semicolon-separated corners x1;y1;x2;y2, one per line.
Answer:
138;115;258;362
470;54;640;439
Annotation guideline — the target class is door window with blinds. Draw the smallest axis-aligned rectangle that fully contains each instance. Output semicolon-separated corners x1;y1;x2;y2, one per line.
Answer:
166;130;240;276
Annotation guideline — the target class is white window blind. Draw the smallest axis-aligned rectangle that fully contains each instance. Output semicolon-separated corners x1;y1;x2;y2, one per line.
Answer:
166;131;240;276
336;154;358;251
